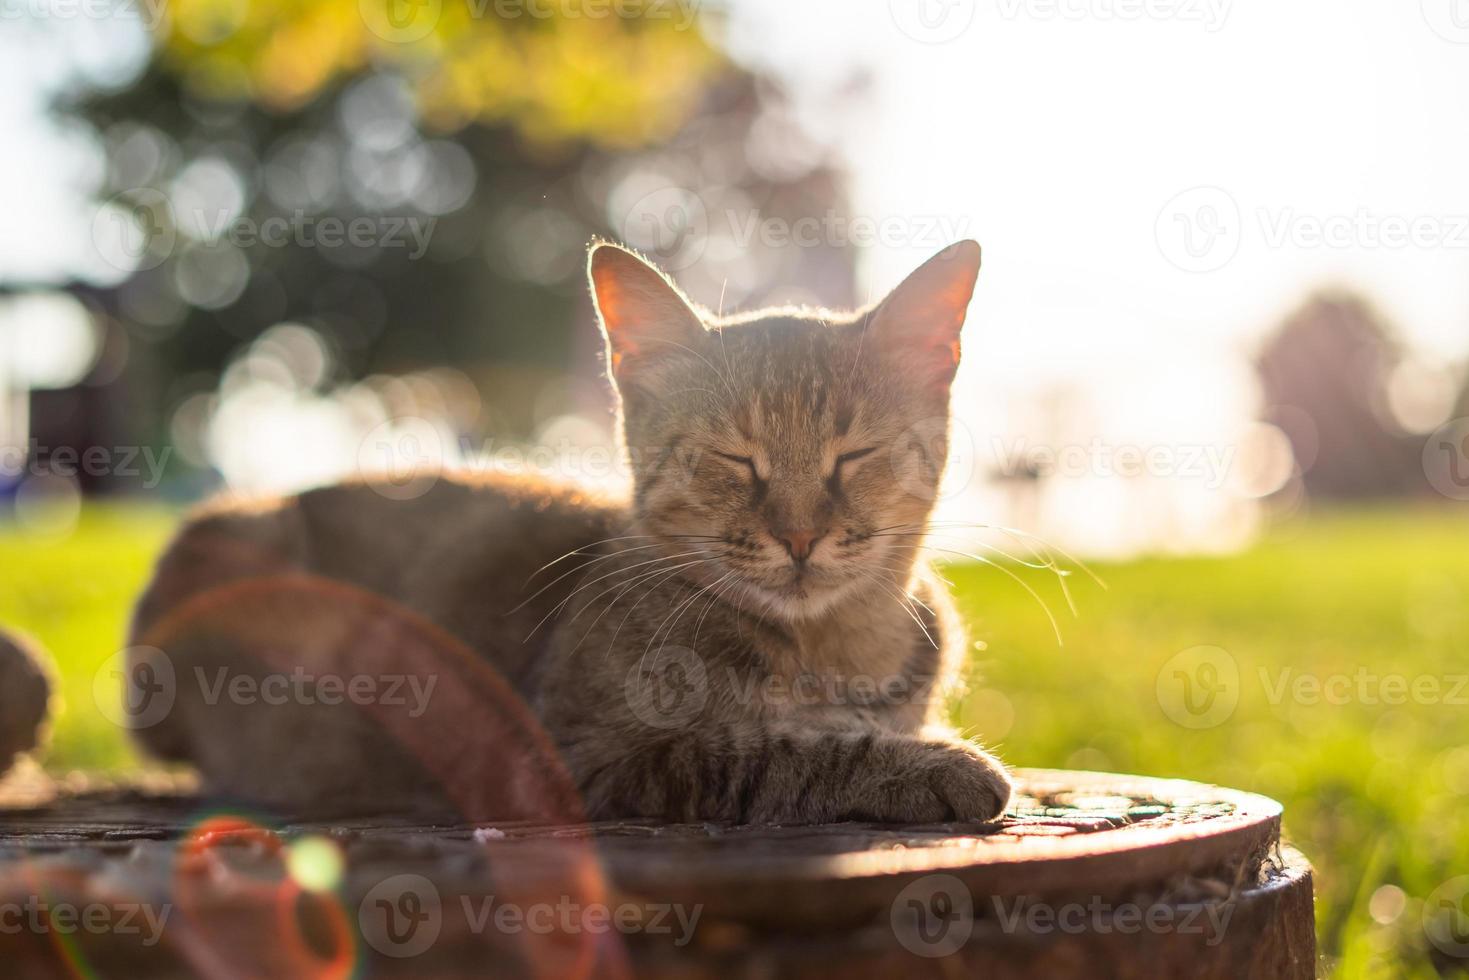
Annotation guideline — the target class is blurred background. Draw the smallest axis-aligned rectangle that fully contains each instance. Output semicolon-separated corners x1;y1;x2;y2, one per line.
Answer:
0;0;1466;974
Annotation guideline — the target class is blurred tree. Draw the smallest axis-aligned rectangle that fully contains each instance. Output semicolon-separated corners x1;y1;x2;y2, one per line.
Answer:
55;0;857;490
1255;292;1425;500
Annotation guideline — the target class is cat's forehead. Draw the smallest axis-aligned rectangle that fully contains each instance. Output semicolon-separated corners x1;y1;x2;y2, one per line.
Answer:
710;312;858;377
697;312;870;437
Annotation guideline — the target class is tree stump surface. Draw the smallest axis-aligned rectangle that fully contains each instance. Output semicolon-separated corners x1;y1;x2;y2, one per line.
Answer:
0;768;1314;978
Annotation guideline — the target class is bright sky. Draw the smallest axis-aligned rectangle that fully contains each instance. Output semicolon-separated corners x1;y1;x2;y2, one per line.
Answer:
719;0;1469;552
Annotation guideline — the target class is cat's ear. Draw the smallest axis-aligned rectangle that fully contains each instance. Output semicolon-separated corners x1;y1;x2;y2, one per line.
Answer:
865;240;981;389
589;243;704;386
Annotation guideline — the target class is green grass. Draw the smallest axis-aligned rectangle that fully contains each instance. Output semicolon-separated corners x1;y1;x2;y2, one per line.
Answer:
0;506;177;772
945;507;1469;978
1;504;1465;974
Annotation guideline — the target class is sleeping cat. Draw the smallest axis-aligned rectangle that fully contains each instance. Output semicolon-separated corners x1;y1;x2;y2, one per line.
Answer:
126;240;1012;824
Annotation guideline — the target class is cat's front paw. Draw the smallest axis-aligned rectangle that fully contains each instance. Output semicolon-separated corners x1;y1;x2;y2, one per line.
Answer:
858;740;1012;824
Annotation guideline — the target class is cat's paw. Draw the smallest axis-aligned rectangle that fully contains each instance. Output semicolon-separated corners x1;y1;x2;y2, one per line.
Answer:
857;740;1012;824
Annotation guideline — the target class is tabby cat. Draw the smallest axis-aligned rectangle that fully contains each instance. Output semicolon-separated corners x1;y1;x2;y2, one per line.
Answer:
127;240;1012;824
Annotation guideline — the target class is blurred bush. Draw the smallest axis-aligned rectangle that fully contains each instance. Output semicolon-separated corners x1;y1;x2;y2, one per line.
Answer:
46;0;858;495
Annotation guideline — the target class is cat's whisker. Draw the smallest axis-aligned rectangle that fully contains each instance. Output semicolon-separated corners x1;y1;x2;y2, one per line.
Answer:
912;544;1065;645
857;560;938;618
882;521;1106;591
525;550;724;641
642;570;734;674
600;559;724;656
693;571;741;649
853;567;938;650
869;525;1089;617
513;541;681;612
526;534;667;580
574;559;721;659
527;533;722;582
569;554;725;633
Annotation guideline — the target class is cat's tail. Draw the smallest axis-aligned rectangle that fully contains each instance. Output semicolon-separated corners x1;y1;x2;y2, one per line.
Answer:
0;627;54;781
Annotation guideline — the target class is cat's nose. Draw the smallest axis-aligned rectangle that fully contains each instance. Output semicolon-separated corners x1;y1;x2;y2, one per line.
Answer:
776;529;823;563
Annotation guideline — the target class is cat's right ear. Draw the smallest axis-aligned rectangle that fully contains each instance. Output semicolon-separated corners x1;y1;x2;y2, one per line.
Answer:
589;243;704;387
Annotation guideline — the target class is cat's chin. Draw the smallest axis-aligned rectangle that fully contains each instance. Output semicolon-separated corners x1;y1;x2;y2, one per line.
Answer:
735;573;861;622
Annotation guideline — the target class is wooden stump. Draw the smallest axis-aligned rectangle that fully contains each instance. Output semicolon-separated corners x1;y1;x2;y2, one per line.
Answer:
0;769;1314;979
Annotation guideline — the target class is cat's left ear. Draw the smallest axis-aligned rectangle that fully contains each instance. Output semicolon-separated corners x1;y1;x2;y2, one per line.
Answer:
588;243;705;388
866;240;981;388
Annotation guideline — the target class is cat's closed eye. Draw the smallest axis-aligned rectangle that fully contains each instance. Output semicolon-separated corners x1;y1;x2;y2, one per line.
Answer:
831;447;877;482
713;450;764;485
